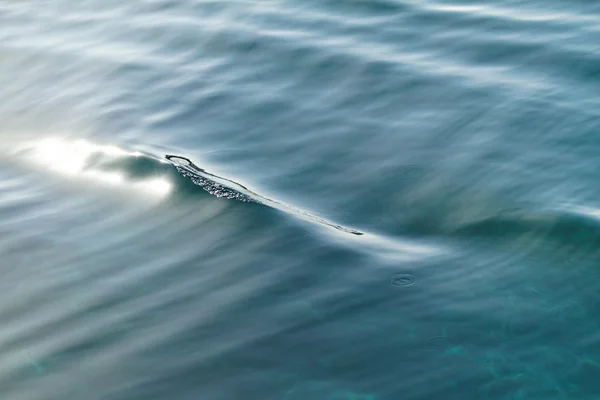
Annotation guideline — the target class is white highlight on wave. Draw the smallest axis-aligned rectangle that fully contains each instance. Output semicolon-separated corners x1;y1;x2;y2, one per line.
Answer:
23;137;172;197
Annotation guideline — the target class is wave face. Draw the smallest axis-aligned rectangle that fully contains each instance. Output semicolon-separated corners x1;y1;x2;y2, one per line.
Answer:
3;0;600;399
167;155;254;202
166;155;364;235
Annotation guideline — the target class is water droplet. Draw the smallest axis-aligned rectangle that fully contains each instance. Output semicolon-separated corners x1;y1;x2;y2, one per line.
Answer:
390;273;415;287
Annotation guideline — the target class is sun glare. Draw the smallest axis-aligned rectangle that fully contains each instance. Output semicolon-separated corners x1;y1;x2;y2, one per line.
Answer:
24;137;172;198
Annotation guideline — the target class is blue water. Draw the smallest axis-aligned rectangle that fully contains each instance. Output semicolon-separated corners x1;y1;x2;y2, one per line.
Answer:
2;0;600;398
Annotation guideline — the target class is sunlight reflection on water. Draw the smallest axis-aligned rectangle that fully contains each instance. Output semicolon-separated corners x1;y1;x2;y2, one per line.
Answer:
21;137;172;197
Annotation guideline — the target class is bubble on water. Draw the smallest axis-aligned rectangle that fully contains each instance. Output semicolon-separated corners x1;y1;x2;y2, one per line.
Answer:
428;336;453;349
390;273;415;287
175;166;253;202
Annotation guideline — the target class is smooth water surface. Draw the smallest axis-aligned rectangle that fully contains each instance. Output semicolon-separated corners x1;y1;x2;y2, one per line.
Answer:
2;0;600;398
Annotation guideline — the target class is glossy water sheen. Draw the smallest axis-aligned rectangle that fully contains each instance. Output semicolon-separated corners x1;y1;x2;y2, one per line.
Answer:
2;0;600;399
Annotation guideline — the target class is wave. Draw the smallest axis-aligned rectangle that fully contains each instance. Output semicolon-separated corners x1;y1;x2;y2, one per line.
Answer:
19;137;600;261
15;137;600;255
8;137;363;236
6;137;449;265
165;155;364;236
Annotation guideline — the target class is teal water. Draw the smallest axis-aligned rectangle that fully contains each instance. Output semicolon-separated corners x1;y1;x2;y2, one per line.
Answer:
2;0;600;398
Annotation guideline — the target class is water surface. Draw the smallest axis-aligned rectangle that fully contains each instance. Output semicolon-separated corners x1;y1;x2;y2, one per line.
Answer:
2;0;600;398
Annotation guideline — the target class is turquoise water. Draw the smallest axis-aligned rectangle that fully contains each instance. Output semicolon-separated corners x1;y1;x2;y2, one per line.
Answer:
2;0;600;398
